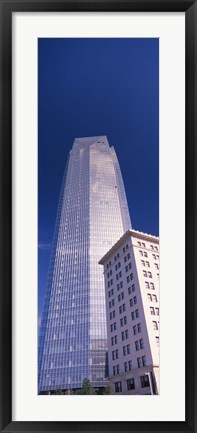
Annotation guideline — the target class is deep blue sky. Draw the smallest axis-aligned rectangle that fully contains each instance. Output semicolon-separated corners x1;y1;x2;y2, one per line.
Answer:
38;38;159;319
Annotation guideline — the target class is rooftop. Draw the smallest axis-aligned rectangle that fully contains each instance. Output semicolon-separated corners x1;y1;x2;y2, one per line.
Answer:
99;229;159;265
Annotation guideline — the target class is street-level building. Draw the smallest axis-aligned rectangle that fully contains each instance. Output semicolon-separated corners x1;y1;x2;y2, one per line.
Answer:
99;229;159;395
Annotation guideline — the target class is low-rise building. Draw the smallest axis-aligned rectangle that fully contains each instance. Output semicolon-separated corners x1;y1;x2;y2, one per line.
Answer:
99;229;159;395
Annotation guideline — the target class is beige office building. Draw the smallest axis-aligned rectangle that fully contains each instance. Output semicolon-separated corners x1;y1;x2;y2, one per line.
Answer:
99;229;159;395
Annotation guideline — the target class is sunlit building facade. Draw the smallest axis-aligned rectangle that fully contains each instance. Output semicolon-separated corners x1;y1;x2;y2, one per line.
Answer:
99;229;159;395
38;136;131;393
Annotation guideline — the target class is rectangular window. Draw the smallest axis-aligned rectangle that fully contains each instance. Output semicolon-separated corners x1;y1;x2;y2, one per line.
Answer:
150;307;155;315
125;265;128;272
150;282;155;290
117;364;120;374
116;349;119;359
135;340;140;351
155;307;159;315
127;276;130;283
128;286;131;295
115;381;122;393
124;361;128;372
143;270;147;277
135;309;139;318
142;355;146;366
140;375;149;388
128;360;132;371
133;296;137;304
137;323;142;333
120;281;123;289
124;316;127;325
121;331;125;341
131;312;135;321
144;251;148;257
120;318;123;327
140;338;144;349
153;321;158;330
141;260;145;266
127;378;135;390
137;357;142;368
123;346;126;356
147;293;152;301
129;262;132;269
117;283;120;291
139;250;143;256
148;271;152;278
142;242;145;247
113;310;116;318
152;294;158;302
113;366;116;375
145;281;149;289
125;329;129;339
133;325;137;335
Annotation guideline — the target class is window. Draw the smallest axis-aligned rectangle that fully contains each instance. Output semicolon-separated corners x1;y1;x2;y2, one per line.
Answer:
115;381;122;393
117;283;120;291
118;262;121;268
118;294;121;302
155;246;158;251
126;244;129;249
139;250;143;256
147;293;152;301
123;346;126;356
142;242;145;247
135;340;140;351
120;318;123;327
115;349;118;359
125;265;128;272
114;255;117;261
146;261;150;267
113;366;116;375
152;294;157;302
155;307;159;315
132;284;135;292
131;312;135;321
154;263;159;269
115;264;118;271
113;310;116;318
120;281;123;289
124;316;127;325
150;245;154;250
110;324;113;332
112;351;115;360
152;254;156;260
124;361;128;372
135;309;139;318
141;375;149;388
145;281;149;289
129;262;132;269
117;253;120;258
138;241;141;246
127;344;130;354
127;252;130;259
139;338;144;349
127;276;130;283
142;355;146;366
137;357;142;368
141;260;145;266
150;307;155;315
123;247;126;253
117;364;120;374
125;329;129;339
144;251;148;257
153;321;158;330
127;378;135;390
128;360;132;370
128;286;131;295
137;323;142;333
124;256;127;263
150;282;155;290
130;273;133;281
148;271;152;278
156;336;159;347
121;331;125;341
143;270;147;277
133;325;137;335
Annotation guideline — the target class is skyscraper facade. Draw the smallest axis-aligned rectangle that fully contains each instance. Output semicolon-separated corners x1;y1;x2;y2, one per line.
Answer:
38;136;131;393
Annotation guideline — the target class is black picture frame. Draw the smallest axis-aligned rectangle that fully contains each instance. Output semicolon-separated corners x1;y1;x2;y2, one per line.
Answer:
0;0;196;432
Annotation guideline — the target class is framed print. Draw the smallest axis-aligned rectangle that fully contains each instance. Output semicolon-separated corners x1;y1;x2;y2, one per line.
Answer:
0;0;196;432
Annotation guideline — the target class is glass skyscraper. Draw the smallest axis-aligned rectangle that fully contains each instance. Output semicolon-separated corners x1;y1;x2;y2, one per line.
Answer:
38;136;131;393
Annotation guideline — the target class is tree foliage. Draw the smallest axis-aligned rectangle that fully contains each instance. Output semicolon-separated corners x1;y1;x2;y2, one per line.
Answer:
80;378;96;395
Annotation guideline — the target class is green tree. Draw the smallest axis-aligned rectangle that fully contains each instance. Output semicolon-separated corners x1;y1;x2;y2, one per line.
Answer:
80;378;96;395
53;389;63;395
103;385;111;395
